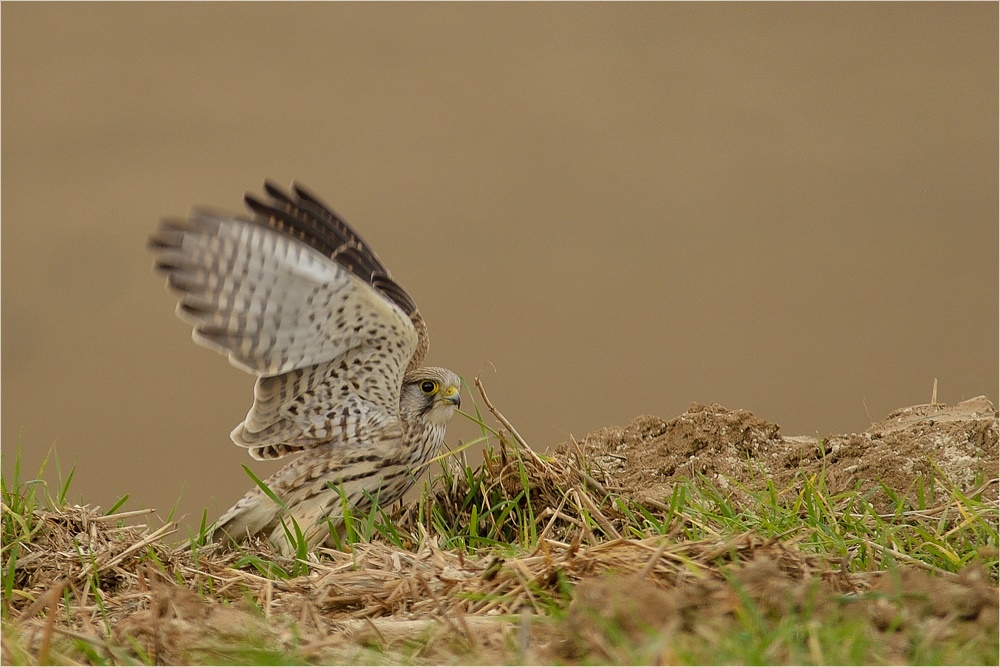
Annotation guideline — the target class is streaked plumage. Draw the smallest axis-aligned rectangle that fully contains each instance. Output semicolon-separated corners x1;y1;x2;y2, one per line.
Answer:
150;181;460;553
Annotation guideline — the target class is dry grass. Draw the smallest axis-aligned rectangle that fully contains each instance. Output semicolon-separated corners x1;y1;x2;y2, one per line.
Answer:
3;385;998;665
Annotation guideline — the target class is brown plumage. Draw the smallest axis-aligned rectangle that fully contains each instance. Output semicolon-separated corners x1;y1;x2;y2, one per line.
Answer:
150;182;460;554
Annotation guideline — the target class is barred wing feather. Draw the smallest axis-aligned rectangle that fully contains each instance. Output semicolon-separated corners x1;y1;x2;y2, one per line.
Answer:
150;209;418;459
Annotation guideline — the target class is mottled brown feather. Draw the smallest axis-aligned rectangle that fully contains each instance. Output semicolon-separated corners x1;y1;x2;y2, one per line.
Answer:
151;181;454;554
243;182;428;368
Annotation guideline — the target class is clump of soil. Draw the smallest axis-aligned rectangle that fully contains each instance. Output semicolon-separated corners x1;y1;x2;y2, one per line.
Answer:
559;396;998;513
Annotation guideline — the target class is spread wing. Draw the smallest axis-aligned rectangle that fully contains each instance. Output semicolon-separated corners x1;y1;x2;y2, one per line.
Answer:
150;182;425;460
245;181;429;369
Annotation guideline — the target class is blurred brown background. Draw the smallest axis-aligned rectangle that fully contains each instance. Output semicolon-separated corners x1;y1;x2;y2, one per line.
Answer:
3;3;997;532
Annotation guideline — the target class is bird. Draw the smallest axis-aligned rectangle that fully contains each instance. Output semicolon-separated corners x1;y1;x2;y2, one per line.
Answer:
149;181;461;554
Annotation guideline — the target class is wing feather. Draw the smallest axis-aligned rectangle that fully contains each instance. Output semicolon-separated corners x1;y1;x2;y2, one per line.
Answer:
244;182;428;368
151;211;416;379
150;182;433;458
151;207;419;456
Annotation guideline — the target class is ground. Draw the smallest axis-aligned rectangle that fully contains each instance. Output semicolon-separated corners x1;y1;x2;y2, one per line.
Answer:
564;395;998;513
3;395;997;665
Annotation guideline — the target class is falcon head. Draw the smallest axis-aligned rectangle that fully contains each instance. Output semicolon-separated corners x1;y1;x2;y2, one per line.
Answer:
401;367;462;426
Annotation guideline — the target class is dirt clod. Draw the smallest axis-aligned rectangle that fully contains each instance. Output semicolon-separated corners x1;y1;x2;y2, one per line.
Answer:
562;396;998;512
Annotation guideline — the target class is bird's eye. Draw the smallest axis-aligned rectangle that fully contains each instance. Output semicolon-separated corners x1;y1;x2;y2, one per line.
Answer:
420;380;438;394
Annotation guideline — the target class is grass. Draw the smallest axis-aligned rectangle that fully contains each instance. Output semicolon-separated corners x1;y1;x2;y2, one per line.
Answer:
2;387;997;665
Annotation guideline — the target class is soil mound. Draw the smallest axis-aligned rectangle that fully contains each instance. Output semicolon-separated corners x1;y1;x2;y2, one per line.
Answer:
559;396;998;512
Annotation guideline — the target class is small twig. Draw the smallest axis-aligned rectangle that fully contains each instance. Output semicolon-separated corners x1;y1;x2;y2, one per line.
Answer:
569;490;599;544
643;497;671;512
90;508;156;523
533;488;574;547
573;488;621;540
861;539;958;579
474;375;545;465
568;434;613;496
637;537;672;579
540;537;574;550
471;576;516;615
508;561;540;613
968;477;1000;497
100;522;177;573
576;469;612;498
843;477;999;520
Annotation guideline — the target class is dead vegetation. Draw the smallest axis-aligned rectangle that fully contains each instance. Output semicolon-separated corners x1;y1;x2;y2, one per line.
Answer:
3;393;998;664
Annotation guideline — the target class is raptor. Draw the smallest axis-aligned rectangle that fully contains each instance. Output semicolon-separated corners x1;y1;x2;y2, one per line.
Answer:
150;182;461;554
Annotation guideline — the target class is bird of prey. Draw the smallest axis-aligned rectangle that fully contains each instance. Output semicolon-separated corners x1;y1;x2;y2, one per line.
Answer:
150;181;461;554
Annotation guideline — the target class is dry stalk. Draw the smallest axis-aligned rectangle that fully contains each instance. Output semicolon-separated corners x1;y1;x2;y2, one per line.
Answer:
474;375;545;466
89;508;157;523
860;539;959;579
534;489;574;546
573;487;621;540
569;434;613;496
100;522;177;572
636;537;672;579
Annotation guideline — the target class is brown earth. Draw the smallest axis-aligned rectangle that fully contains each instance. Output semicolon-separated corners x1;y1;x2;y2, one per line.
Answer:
560;395;998;513
4;396;998;664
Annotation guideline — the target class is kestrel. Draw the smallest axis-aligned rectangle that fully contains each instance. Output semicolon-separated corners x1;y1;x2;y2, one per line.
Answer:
150;181;461;554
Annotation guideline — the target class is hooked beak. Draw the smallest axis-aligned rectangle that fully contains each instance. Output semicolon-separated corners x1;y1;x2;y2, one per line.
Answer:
439;386;461;409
